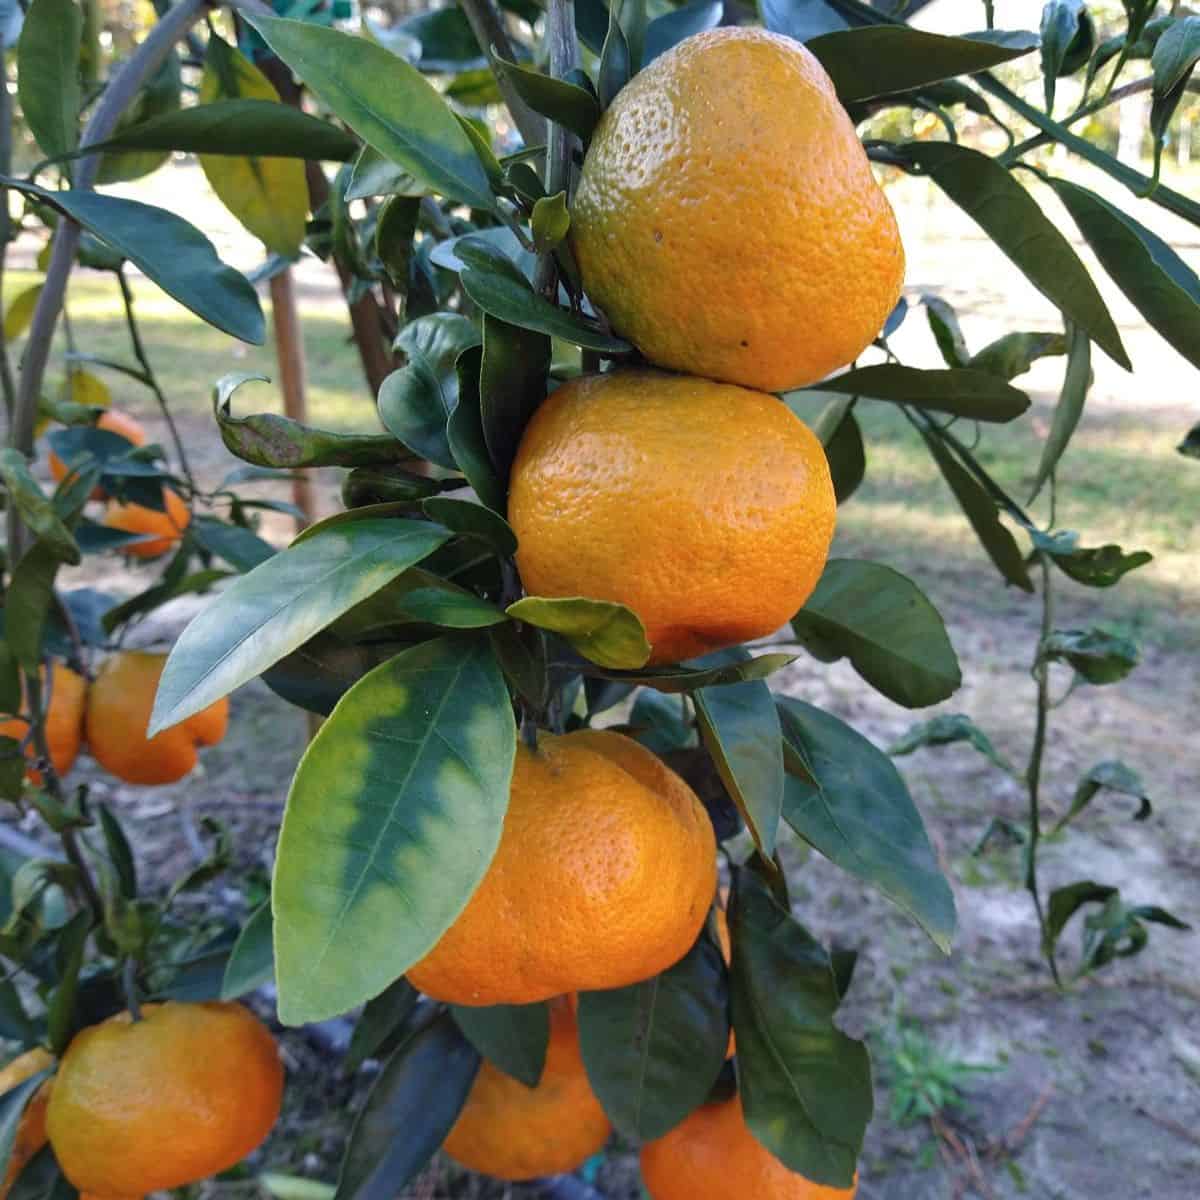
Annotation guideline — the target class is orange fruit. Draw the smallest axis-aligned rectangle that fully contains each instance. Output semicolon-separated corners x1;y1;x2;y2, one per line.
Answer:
85;651;228;786
103;486;189;559
443;996;610;1180
46;1002;282;1197
508;370;835;665
48;410;146;499
0;1048;54;1200
408;729;716;1006
0;663;88;784
641;1094;857;1200
571;27;904;393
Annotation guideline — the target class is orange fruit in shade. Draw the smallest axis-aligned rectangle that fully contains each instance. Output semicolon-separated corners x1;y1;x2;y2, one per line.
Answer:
102;487;190;559
443;996;610;1180
46;1002;282;1198
508;370;836;665
571;27;904;393
641;1094;857;1200
408;729;717;1006
0;662;88;784
0;1048;54;1200
48;410;147;499
85;651;228;786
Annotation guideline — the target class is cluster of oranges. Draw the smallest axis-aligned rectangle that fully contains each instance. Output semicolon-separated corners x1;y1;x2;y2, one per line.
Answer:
413;28;901;1197
0;1001;283;1199
0;653;228;789
48;408;191;559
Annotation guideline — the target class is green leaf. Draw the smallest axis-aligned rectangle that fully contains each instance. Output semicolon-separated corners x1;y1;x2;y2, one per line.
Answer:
0;450;80;565
397;312;483;380
393;586;507;630
507;596;650;670
0;1068;54;1186
1149;17;1200;179
583;653;795;695
531;191;570;253
5;545;63;671
888;713;1012;775
214;373;409;467
248;16;495;212
1040;628;1138;685
84;97;357;162
346;978;420;1072
598;0;632;107
3;179;263;344
790;560;961;709
336;1011;480;1200
448;346;506;514
1029;530;1153;588
0;644;19;715
920;429;1034;592
693;651;783;857
1045;880;1117;954
96;803;137;899
578;929;728;1141
221;902;275;999
968;330;1067;379
644;0;722;63
1056;760;1150;833
393;5;482;70
1029;323;1090;502
149;518;449;734
922;294;969;367
340;466;442;510
629;689;695;756
1047;177;1200;373
1041;0;1086;112
17;0;81;162
346;144;425;201
807;26;1038;104
821;407;865;505
94;51;181;185
456;238;629;354
778;698;956;952
198;35;306;258
46;910;90;1055
451;1002;549;1088
805;364;1029;423
191;517;275;573
729;868;872;1189
377;358;456;469
422;497;517;558
490;53;601;143
273;637;515;1025
480;314;551;487
892;143;1129;369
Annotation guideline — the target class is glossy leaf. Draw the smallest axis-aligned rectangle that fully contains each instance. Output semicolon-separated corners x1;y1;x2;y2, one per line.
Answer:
340;466;442;510
584;653;795;695
1029;530;1153;588
16;0;80;161
1041;0;1086;111
760;0;847;41
5;545;63;671
46;910;89;1055
346;145;424;201
1040;628;1138;685
422;497;517;557
808;26;1038;103
336;1011;480;1200
578;931;728;1140
1048;177;1200;372
149;518;449;734
1056;760;1151;833
729;869;872;1188
922;294;969;366
261;634;414;718
480;314;551;486
4;286;43;341
507;596;651;670
811;400;865;504
779;698;955;950
377;359;456;469
456;238;629;353
969;330;1067;379
0;450;80;565
4;179;262;344
96;804;137;899
198;35;306;258
273;637;515;1024
0;1069;54;1185
893;143;1129;369
693;651;783;857
921;429;1034;592
346;978;420;1072
1030;323;1090;502
451;1002;549;1088
790;560;960;708
1149;17;1200;177
448;345;506;514
191;517;275;573
598;0;632;107
1045;880;1116;953
491;52;601;143
889;713;1012;775
249;16;495;211
645;0;722;62
811;364;1029;423
629;689;695;756
221;902;275;999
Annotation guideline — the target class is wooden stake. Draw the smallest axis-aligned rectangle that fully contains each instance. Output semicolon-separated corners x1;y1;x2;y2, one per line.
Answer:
269;267;316;529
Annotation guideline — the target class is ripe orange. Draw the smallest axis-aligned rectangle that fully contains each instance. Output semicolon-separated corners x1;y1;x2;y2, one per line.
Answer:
48;410;147;499
571;28;904;393
103;486;190;559
508;370;836;665
443;996;610;1180
408;729;716;1006
46;1002;282;1197
641;1094;857;1200
85;651;228;786
0;663;88;784
0;1048;54;1200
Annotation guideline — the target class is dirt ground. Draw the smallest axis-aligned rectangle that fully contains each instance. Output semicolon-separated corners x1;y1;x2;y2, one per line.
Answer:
6;166;1199;1198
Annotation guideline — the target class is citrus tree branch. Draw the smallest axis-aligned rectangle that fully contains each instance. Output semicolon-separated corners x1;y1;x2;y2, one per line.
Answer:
457;0;546;147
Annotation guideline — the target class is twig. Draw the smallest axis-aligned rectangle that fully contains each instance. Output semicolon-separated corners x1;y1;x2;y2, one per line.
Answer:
997;1082;1054;1155
0;72;15;424
1134;1106;1200;1148
459;0;546;147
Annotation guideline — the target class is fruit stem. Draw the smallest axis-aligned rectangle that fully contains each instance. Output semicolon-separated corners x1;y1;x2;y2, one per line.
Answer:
122;956;144;1022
